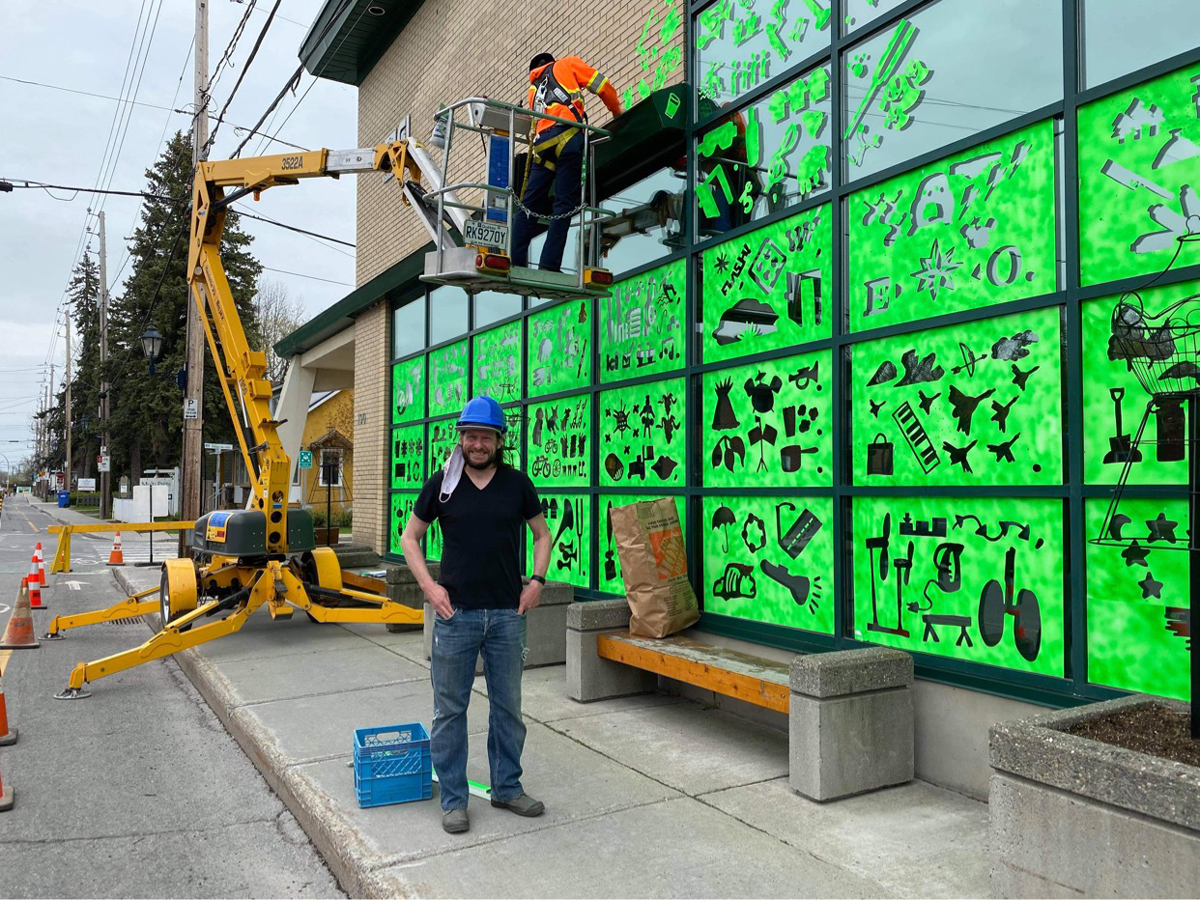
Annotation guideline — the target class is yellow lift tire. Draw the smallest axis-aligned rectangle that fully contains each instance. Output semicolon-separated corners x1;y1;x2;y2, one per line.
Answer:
161;558;199;631
302;547;343;591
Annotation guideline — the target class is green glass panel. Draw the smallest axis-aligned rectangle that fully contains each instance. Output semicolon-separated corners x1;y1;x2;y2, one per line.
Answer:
1082;285;1190;485
390;424;425;490
428;418;458;487
1079;62;1200;286
703;495;835;635
428;339;469;418
528;493;591;589
701;350;831;487
852;306;1062;486
695;71;831;240
598;378;685;488
392;356;426;425
851;496;1064;677
695;0;831;109
597;495;687;594
526;395;591;488
472;320;523;403
1085;497;1189;700
600;257;686;383
847;119;1056;332
389;492;418;557
527;299;592;397
700;205;832;363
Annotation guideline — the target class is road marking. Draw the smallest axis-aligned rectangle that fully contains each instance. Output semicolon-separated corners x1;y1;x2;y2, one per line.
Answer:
0;604;9;615
63;581;84;591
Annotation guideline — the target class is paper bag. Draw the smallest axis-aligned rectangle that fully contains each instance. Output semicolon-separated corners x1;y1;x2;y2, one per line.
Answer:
611;498;699;638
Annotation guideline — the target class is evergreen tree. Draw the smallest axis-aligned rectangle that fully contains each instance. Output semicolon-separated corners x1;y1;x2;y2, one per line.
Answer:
107;130;262;483
66;253;103;481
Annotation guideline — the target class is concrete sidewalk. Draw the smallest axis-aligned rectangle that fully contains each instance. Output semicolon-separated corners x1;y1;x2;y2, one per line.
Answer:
101;563;988;898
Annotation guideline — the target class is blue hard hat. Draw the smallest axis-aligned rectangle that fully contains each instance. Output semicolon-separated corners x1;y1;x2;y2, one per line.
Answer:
457;396;507;434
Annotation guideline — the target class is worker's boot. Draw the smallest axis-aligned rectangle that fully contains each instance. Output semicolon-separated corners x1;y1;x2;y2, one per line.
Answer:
491;792;544;817
442;808;469;834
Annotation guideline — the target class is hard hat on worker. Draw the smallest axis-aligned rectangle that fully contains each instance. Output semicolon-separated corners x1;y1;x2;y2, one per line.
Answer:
457;396;507;434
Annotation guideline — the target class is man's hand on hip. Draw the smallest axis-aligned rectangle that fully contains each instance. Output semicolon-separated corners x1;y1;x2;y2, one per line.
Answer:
426;583;454;619
518;580;543;615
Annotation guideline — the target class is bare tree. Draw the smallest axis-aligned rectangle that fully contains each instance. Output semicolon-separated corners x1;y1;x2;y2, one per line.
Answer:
254;278;307;384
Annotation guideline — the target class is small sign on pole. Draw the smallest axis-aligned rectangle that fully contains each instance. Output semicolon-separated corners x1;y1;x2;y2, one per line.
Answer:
298;450;313;470
98;454;111;473
184;398;199;420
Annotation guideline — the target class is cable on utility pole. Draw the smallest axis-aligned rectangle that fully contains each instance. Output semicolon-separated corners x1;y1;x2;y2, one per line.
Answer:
182;0;209;544
99;210;112;519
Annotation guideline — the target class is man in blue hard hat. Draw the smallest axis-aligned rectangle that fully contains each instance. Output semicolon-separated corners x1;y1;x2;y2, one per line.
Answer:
400;396;552;835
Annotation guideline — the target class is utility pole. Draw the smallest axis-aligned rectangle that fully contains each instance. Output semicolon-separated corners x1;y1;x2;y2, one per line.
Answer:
181;0;209;536
98;211;112;518
48;363;54;491
65;315;72;492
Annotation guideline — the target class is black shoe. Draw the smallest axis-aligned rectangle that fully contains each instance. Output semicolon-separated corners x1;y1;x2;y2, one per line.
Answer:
490;792;544;817
442;808;469;833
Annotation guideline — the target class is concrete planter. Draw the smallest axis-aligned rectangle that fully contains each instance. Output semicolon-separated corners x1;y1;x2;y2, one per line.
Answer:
989;694;1200;898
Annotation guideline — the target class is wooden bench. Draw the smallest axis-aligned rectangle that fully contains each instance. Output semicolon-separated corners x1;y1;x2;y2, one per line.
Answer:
568;599;914;801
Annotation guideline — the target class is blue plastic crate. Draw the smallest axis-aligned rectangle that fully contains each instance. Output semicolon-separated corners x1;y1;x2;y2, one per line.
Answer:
353;723;432;808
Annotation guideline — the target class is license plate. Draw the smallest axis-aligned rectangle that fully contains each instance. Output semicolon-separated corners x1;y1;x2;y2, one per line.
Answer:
463;219;508;249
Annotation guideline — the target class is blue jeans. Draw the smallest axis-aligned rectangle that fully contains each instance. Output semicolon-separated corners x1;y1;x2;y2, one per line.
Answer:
511;127;584;272
430;607;528;811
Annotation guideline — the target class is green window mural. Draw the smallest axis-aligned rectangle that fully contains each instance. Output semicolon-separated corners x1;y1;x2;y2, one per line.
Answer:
528;493;591;589
527;300;592;398
598;495;686;594
527;395;591;487
600;257;685;383
852;496;1064;677
1085;498;1189;700
843;0;906;32
392;356;425;425
696;65;831;239
428;339;468;418
695;0;831;110
390;492;418;557
1082;283;1191;485
472;320;522;404
847;120;1056;332
598;378;686;488
391;424;425;490
428;419;458;486
1079;61;1200;286
702;350;831;487
853;307;1063;486
700;204;832;362
842;0;1061;179
703;495;834;636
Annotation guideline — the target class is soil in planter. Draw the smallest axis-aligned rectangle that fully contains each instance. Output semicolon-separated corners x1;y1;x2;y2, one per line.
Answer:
1065;704;1200;768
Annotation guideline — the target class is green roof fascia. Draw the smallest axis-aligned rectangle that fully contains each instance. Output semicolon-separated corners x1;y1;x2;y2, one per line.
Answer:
274;241;433;359
594;85;688;200
300;0;426;87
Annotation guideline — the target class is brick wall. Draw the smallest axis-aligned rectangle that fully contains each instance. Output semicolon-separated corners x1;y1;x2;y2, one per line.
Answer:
355;0;687;285
352;301;389;552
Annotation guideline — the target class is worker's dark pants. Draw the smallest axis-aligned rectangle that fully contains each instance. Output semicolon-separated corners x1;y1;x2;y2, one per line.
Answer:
511;127;583;272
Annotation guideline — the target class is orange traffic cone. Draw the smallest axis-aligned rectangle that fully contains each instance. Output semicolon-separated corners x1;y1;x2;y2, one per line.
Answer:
0;748;12;811
0;579;39;649
108;531;124;566
35;542;46;586
0;668;15;746
27;556;45;612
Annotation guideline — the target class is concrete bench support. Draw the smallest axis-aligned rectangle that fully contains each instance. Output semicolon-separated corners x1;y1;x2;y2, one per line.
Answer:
789;647;914;801
422;578;574;671
567;599;655;701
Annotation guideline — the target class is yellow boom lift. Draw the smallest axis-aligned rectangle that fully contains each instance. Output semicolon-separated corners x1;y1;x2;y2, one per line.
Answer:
53;98;615;698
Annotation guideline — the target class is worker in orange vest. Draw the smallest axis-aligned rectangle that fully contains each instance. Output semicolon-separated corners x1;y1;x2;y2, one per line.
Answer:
512;53;622;272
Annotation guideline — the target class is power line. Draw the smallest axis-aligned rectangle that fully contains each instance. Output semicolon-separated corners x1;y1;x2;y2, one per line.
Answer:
204;0;283;157
260;265;352;286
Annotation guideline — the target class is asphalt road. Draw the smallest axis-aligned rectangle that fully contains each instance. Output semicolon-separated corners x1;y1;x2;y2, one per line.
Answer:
0;494;344;898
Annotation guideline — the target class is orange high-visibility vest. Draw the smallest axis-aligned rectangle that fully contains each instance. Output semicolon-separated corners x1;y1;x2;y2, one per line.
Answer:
527;56;622;134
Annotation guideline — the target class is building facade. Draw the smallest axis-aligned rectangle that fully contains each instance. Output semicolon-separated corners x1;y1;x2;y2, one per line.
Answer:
281;0;1200;756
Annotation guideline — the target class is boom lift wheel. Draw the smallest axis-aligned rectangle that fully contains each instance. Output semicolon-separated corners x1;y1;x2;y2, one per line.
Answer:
161;558;199;632
300;547;343;622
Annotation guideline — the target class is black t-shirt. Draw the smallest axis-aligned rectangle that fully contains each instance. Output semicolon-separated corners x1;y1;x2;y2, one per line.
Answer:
413;466;541;609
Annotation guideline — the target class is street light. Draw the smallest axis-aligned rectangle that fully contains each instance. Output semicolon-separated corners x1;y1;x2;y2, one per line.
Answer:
140;325;165;374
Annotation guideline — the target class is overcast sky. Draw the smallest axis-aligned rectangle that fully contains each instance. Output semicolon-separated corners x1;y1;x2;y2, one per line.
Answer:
1;0;359;460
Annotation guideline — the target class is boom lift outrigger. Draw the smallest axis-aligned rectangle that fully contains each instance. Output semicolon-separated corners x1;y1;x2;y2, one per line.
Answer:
54;98;618;698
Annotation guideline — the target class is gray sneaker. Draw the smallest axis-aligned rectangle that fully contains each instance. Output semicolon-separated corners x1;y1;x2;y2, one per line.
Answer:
490;792;545;817
442;808;469;833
